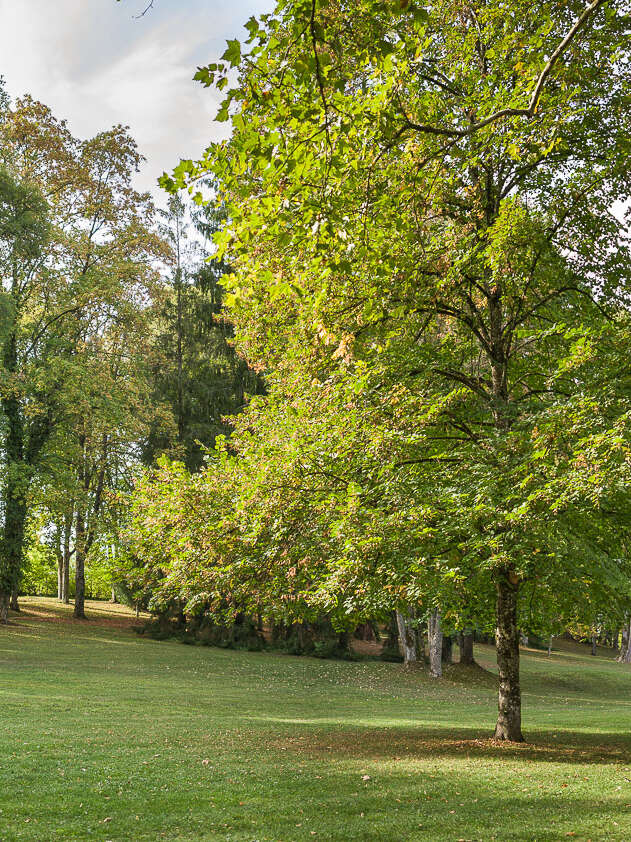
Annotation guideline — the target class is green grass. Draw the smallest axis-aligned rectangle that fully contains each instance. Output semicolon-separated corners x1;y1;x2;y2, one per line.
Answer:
1;599;631;841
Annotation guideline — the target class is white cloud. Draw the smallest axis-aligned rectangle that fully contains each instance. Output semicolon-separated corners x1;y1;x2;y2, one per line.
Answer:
0;0;271;196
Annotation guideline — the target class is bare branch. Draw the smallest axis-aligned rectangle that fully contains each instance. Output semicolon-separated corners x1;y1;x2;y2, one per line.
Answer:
136;0;155;18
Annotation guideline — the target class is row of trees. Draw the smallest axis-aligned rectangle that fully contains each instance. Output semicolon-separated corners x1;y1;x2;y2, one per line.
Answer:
126;0;631;742
0;82;260;621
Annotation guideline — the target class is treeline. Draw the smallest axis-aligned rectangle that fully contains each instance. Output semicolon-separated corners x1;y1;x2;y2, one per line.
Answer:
124;0;631;746
0;81;261;620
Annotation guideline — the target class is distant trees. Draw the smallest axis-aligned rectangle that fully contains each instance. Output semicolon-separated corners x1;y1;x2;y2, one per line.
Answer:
0;89;166;620
0;80;265;617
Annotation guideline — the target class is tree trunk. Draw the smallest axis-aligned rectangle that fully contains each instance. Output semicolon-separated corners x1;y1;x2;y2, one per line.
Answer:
74;505;86;619
396;610;418;667
0;329;28;624
428;609;442;678
355;622;376;642
0;479;27;625
175;225;185;447
494;573;524;742
618;624;628;662
459;631;475;665
0;592;9;623
547;636;553;656
10;587;19;611
62;512;72;605
618;618;631;663
591;634;597;656
441;634;453;665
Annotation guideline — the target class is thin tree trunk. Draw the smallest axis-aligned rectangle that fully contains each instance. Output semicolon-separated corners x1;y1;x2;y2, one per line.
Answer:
57;550;63;601
459;631;475;665
396;610;417;667
441;634;452;665
174;212;185;447
591;634;597;656
428;609;442;678
74;504;86;620
10;587;19;611
618;623;628;662
0;592;8;623
494;573;524;742
547;636;553;656
62;511;72;604
73;432;106;621
618;618;631;663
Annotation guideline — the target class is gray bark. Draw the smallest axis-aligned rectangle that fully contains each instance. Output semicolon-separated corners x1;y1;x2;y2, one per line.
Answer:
618;618;631;663
494;573;524;741
396;610;418;666
74;502;86;619
428;609;442;678
61;513;71;605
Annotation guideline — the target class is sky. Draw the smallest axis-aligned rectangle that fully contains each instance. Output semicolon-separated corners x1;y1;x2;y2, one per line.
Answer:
0;0;272;196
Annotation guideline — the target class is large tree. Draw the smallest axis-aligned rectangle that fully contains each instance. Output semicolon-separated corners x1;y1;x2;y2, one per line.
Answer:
0;95;164;621
162;0;631;740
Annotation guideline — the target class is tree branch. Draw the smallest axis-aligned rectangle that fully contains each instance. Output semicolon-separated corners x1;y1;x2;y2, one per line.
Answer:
402;0;607;138
310;0;332;159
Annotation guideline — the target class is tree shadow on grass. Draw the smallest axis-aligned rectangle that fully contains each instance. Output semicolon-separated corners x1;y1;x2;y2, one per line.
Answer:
257;721;631;766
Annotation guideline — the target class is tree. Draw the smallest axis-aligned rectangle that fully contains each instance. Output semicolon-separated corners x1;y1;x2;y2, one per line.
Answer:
0;166;50;621
142;191;263;472
162;0;631;740
0;95;165;621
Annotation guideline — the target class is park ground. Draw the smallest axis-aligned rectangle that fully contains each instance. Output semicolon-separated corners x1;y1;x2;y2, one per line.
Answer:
1;599;631;841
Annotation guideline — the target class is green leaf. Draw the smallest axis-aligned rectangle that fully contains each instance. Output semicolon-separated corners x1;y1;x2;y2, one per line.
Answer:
222;39;242;68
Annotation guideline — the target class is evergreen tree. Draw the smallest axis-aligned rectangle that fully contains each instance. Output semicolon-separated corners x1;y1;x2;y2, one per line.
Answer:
143;192;263;472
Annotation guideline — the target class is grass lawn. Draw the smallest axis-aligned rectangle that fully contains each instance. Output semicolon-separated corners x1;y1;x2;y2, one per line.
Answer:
1;599;631;841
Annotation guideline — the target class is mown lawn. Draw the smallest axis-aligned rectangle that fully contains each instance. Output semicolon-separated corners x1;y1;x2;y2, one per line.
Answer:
1;599;631;841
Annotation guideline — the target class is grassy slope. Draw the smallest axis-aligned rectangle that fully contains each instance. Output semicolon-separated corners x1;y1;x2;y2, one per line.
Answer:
1;599;630;842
